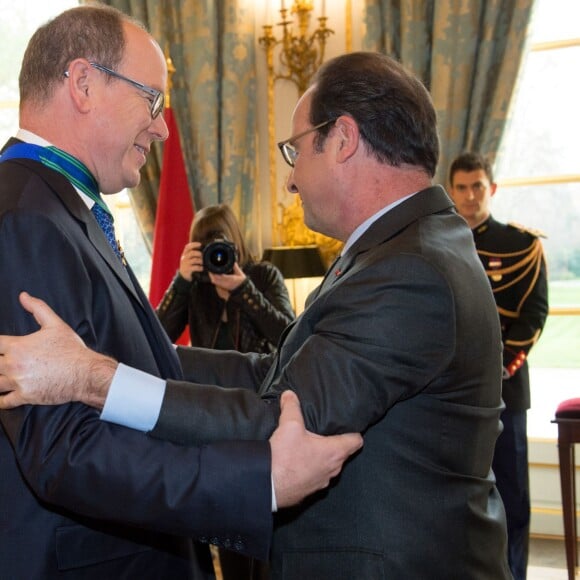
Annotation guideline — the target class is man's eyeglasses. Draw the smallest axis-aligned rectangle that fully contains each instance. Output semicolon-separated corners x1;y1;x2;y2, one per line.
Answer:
277;119;336;168
65;62;164;119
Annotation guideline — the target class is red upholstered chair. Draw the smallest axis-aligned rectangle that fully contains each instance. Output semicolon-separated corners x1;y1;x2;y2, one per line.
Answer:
553;398;580;580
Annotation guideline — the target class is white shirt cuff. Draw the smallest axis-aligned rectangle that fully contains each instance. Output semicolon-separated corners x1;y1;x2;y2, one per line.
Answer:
100;363;165;431
101;363;278;511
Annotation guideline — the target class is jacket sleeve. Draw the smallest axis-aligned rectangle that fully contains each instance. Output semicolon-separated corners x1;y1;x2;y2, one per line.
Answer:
502;241;549;377
228;263;295;345
155;347;281;444
153;254;457;444
155;272;191;342
177;345;275;389
1;403;273;560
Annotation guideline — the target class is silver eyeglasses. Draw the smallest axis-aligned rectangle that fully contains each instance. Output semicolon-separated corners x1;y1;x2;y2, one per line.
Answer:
65;62;164;119
277;119;336;168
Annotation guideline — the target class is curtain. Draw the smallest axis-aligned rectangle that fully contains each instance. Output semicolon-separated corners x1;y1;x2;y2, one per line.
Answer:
102;0;258;249
363;0;535;185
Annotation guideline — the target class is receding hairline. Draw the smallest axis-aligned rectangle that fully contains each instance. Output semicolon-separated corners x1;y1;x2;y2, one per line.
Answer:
18;4;151;107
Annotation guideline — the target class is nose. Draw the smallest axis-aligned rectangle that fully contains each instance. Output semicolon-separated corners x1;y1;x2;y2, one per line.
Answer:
286;169;299;194
151;113;169;141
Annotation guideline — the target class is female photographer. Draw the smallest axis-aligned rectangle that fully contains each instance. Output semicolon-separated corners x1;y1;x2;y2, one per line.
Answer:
156;203;295;354
158;203;294;578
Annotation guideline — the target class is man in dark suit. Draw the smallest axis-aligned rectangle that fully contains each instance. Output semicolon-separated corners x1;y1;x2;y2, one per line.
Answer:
449;152;549;580
0;52;510;578
0;6;362;579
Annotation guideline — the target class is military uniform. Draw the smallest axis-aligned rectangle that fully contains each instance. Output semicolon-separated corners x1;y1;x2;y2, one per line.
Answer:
472;215;549;580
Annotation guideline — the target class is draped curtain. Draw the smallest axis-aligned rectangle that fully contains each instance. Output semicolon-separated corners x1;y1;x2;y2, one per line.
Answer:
97;0;534;247
101;0;257;250
363;0;535;185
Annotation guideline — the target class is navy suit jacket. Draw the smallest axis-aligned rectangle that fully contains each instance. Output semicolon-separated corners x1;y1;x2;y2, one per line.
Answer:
0;141;272;578
153;186;512;579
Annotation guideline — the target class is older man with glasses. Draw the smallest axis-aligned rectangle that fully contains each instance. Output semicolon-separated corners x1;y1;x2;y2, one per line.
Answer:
0;5;362;579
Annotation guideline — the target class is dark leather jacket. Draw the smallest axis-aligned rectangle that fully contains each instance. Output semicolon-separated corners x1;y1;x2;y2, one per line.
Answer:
156;261;295;354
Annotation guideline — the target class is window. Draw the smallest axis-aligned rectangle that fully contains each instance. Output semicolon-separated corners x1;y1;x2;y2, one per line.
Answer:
0;0;78;138
493;0;580;436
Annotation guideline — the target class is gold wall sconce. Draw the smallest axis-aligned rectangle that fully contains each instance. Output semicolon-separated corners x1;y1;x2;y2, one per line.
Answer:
259;1;334;95
259;1;334;245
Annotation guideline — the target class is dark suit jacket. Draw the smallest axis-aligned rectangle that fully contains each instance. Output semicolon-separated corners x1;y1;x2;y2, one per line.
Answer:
153;186;511;579
0;142;272;578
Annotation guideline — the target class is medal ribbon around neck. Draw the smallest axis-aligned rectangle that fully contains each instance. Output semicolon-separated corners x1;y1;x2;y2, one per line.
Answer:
0;142;111;215
0;142;124;261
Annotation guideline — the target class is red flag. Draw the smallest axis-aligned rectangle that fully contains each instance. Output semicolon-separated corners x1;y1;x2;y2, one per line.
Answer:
149;107;194;345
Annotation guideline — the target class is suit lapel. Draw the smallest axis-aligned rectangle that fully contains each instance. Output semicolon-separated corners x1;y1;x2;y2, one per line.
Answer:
348;185;453;256
310;250;357;300
47;165;182;379
9;153;141;304
125;266;183;380
313;186;454;298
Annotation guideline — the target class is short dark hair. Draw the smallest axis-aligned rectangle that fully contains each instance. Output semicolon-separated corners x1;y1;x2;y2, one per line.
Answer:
448;152;494;186
19;4;144;106
308;52;439;177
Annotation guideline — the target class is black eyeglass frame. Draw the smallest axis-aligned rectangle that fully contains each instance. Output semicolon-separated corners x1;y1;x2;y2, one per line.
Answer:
64;62;164;119
277;119;336;168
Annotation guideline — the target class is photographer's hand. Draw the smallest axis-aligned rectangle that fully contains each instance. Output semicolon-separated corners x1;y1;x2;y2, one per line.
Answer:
179;241;203;281
209;262;247;293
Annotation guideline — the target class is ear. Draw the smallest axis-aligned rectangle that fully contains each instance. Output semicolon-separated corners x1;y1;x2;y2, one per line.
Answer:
333;115;360;164
489;182;498;198
64;59;93;114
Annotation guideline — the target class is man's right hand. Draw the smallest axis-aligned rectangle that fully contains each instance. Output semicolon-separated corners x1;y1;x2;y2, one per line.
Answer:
0;292;116;409
271;390;363;508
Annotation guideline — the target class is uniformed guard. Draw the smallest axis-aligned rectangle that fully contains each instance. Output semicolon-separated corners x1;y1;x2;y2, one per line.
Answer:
449;152;549;580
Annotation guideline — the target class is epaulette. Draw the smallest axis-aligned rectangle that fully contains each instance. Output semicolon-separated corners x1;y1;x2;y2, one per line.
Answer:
507;221;547;239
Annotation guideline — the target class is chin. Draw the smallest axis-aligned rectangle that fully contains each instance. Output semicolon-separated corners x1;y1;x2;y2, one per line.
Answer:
123;169;142;189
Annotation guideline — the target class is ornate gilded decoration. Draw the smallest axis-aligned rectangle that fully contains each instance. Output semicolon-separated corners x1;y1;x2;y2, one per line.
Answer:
278;197;342;266
259;1;334;95
259;2;337;254
164;46;175;109
345;0;352;53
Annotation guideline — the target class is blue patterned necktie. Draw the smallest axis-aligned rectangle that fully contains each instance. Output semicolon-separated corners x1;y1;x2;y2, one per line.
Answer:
90;202;122;259
0;142;122;260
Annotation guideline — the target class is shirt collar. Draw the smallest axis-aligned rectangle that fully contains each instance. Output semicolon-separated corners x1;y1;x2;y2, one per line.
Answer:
342;191;419;255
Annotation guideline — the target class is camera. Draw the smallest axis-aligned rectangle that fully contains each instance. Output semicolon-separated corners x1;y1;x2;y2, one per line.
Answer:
202;238;238;274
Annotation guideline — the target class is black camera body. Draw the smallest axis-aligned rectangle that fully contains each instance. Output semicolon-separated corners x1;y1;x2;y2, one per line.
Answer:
202;238;238;274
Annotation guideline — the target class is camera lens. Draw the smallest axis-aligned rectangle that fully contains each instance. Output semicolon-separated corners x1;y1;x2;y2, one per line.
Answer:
202;239;237;274
209;248;228;267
